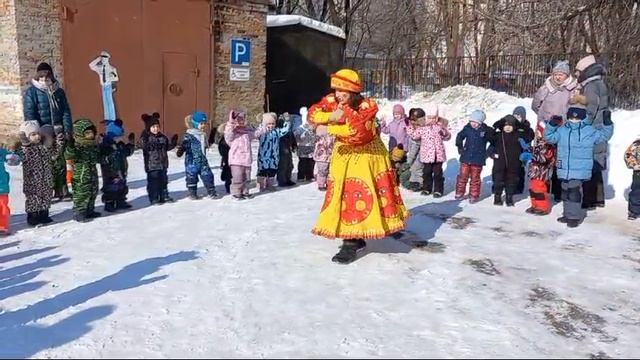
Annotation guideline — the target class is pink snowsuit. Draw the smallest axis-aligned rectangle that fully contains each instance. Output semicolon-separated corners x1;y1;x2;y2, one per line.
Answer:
224;111;266;196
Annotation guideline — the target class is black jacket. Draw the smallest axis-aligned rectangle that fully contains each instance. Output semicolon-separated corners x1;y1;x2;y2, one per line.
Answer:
493;118;535;144
142;132;173;172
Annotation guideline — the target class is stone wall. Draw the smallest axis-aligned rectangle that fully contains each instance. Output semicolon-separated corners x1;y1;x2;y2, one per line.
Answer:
0;0;62;139
213;0;268;125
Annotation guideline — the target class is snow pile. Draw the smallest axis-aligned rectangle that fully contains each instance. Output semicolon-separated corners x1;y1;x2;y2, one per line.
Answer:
266;15;346;39
377;85;639;202
378;84;530;131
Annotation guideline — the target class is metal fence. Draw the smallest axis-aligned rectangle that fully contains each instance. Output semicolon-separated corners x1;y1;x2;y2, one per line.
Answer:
346;52;640;109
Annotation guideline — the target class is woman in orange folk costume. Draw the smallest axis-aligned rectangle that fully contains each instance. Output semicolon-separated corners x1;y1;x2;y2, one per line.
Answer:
308;69;410;264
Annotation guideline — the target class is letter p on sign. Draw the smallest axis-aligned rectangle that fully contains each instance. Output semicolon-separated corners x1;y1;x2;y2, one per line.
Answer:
231;39;251;66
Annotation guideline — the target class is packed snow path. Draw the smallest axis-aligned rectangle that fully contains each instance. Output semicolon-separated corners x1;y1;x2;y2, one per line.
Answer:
0;150;638;358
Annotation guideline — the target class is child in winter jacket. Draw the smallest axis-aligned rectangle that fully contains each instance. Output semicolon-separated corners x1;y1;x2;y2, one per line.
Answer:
66;118;101;222
99;120;135;212
624;137;640;220
38;125;71;203
313;124;335;191
522;121;557;216
141;113;176;202
455;110;493;202
0;137;21;235
404;108;425;191
294;107;316;182
407;104;451;197
391;144;407;183
177;111;218;200
141;115;176;205
258;112;291;192
19;122;63;226
488;115;527;207
217;122;232;194
277;113;297;187
224;110;267;200
544;103;614;228
381;104;409;151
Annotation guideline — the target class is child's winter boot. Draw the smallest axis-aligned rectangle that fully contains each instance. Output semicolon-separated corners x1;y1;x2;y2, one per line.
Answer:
164;189;175;203
505;194;515;207
104;201;117;213
86;211;102;219
257;176;267;192
207;188;219;199
494;194;503;206
39;210;53;224
628;213;638;221
116;200;132;210
74;212;90;223
188;188;200;200
266;177;277;191
26;212;39;226
566;218;582;228
406;182;420;192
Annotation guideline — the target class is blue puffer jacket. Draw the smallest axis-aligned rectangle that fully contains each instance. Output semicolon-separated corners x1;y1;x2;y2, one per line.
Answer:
456;123;493;166
23;82;73;135
177;129;210;171
544;119;613;180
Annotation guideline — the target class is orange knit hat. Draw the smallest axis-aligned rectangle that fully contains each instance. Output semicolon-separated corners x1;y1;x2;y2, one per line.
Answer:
330;69;363;93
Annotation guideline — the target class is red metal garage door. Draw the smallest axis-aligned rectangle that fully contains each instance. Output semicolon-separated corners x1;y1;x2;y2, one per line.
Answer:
59;0;211;138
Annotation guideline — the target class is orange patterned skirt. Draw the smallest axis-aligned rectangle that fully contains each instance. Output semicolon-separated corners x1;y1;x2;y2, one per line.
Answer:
312;137;409;240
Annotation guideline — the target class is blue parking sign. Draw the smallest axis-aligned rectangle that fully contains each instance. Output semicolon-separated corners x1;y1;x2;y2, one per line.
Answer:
231;38;251;66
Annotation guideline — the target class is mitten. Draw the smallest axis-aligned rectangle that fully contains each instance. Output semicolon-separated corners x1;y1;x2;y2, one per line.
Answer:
5;153;20;166
518;138;529;150
549;115;563;127
519;152;532;163
457;147;463;155
170;134;179;148
128;132;136;145
603;110;613;126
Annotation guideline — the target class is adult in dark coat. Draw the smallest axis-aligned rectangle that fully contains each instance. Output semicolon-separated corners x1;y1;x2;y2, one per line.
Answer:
575;55;611;210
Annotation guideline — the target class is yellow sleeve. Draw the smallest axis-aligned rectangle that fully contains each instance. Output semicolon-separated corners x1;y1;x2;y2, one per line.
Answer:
328;122;353;138
310;110;332;125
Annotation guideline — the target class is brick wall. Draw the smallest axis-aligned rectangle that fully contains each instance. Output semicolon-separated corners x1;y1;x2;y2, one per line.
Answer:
15;0;63;88
213;0;267;125
0;0;62;138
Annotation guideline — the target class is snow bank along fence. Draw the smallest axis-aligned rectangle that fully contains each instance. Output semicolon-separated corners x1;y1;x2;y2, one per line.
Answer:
347;52;640;109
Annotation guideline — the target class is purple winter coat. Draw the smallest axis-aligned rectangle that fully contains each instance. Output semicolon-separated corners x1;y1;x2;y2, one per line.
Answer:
224;115;266;168
380;117;409;150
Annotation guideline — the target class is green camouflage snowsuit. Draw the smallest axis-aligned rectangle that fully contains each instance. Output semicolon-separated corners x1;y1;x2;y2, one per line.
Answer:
65;119;100;216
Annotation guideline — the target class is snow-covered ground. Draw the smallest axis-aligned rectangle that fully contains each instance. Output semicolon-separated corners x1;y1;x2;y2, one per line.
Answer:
1;86;639;358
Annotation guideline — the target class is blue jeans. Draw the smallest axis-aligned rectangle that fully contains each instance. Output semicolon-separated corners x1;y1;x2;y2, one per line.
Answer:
102;83;116;120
